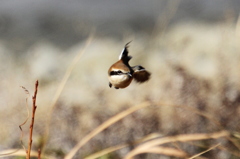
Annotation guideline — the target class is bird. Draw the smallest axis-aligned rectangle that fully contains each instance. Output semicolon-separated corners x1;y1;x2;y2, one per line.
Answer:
108;42;151;89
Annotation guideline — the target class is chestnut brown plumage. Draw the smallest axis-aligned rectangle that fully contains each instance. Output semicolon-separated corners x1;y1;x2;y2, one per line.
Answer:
108;42;151;89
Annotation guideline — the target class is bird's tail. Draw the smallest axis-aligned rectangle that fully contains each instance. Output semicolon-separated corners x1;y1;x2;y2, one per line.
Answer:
132;65;151;83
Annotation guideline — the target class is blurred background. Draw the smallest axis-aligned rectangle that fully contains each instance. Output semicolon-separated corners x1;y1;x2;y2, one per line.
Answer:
1;0;240;158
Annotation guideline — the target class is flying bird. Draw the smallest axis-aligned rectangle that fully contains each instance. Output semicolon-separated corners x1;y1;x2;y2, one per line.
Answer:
108;42;151;89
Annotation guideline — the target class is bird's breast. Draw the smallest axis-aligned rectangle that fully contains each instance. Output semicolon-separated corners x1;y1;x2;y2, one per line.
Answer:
108;74;133;88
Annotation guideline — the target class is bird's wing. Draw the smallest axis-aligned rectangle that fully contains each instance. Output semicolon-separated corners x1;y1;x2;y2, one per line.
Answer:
132;65;151;83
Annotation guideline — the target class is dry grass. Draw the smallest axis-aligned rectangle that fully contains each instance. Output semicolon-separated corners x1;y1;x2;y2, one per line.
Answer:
124;131;228;159
0;149;55;159
41;31;95;154
64;102;151;159
1;19;240;159
84;133;161;159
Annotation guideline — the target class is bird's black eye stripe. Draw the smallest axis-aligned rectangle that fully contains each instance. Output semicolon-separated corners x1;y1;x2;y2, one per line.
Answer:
110;71;115;75
110;70;123;75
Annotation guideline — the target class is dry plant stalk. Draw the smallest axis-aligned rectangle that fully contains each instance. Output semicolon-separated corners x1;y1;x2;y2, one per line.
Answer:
124;131;229;159
84;133;161;159
0;149;39;158
1;84;39;158
188;143;220;159
26;80;39;159
42;32;94;154
19;86;30;152
65;101;228;159
129;146;187;158
38;149;41;159
64;102;151;159
0;149;56;159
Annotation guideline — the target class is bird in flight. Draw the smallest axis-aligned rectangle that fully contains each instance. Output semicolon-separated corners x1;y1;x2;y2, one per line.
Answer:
108;42;151;89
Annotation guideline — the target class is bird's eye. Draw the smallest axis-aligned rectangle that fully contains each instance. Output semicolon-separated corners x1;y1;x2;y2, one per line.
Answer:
117;70;122;74
110;70;123;76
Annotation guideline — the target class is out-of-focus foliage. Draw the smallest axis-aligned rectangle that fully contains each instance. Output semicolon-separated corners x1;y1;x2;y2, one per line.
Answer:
0;1;240;158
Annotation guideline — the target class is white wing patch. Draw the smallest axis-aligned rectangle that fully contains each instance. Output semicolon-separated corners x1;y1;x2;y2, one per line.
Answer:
119;48;125;60
134;68;146;72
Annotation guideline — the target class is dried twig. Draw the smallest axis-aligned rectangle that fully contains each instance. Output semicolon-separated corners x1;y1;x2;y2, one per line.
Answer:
38;149;41;159
26;80;39;159
19;86;30;152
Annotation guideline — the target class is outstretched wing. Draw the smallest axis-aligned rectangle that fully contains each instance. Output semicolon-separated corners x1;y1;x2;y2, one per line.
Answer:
119;41;132;63
132;65;151;83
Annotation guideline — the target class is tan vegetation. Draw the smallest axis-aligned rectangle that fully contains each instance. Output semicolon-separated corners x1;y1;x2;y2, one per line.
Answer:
0;20;240;158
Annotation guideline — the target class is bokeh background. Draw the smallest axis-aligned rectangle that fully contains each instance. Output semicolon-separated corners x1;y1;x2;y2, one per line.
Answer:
1;0;240;158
